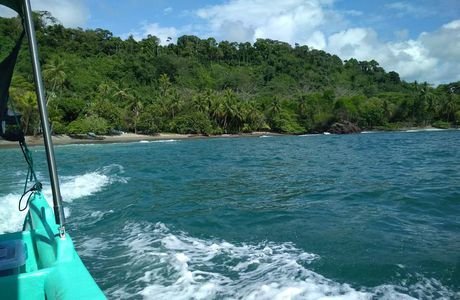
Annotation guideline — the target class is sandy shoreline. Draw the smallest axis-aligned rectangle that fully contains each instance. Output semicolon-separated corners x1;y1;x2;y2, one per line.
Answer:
0;132;283;148
1;127;457;149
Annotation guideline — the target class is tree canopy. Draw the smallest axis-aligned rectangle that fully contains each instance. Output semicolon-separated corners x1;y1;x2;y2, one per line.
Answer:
1;12;459;135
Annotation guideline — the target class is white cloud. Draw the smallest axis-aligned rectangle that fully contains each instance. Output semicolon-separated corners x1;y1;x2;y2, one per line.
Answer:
385;2;431;18
343;10;363;17
123;23;179;45
192;0;458;83
324;20;460;84
219;20;255;43
195;0;335;44
4;0;454;84
163;7;173;15
394;29;409;40
0;0;88;27
305;31;326;49
326;27;437;82
443;19;460;30
31;0;89;27
141;23;179;45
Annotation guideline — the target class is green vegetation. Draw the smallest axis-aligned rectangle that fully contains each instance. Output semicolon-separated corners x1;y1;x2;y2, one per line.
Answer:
1;12;459;135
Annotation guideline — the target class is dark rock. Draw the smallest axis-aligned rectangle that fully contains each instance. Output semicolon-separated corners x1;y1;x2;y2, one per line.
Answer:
69;133;105;140
328;121;361;134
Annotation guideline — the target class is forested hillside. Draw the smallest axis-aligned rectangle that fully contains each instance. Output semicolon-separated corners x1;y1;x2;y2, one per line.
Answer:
1;12;459;135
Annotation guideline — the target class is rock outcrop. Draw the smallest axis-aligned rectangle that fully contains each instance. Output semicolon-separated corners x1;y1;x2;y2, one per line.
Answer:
328;121;361;134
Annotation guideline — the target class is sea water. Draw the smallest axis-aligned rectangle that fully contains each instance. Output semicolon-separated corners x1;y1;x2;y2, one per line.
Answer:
0;131;459;299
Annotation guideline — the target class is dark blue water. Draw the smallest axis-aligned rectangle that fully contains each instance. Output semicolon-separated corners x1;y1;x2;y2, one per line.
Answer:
1;130;459;299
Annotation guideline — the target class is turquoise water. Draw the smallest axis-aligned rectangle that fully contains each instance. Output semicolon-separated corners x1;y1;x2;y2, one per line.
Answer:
1;130;459;299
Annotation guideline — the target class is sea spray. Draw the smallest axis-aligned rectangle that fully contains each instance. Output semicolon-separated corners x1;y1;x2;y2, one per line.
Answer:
80;221;458;300
0;194;27;234
0;164;127;233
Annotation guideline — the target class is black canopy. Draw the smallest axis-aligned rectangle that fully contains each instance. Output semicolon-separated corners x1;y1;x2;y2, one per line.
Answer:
0;1;24;141
0;0;23;16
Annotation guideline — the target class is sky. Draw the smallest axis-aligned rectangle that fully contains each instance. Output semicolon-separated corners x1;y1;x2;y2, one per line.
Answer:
1;0;459;85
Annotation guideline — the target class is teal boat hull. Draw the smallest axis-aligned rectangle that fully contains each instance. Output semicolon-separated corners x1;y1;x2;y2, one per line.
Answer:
0;193;106;299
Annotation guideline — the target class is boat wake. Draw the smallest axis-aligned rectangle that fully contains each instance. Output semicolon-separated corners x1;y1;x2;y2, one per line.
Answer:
79;222;456;300
0;164;127;234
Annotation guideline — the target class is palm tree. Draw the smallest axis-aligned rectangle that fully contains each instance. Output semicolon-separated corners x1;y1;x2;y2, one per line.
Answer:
113;86;143;133
43;57;66;106
158;74;172;98
97;82;113;100
210;94;225;127
269;97;282;117
298;95;308;117
440;93;456;122
126;99;143;134
16;91;38;135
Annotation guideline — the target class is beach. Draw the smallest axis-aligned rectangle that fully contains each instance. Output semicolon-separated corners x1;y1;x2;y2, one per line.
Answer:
0;132;282;148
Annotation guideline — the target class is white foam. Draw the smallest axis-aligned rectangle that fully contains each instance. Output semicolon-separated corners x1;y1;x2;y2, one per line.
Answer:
139;140;150;143
78;209;115;225
0;194;27;234
299;134;318;137
404;128;445;133
47;172;109;202
102;222;458;300
0;165;126;234
77;237;111;257
0;192;73;234
46;164;127;203
151;139;178;143
259;135;273;138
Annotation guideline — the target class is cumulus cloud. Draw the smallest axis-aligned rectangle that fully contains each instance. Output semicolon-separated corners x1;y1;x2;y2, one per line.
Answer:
0;0;89;27
32;0;89;27
123;23;180;45
4;0;455;83
195;0;340;44
140;23;179;45
193;0;459;84
325;20;460;84
305;31;326;49
384;1;431;18
326;28;433;80
163;7;173;15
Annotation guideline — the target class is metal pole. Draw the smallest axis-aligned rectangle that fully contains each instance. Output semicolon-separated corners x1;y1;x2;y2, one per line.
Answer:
22;0;66;237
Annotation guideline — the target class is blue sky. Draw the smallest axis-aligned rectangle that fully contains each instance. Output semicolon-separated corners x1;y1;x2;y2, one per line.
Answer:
83;0;459;42
1;0;459;84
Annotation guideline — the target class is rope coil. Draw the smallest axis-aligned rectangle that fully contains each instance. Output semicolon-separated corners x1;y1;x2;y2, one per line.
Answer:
18;182;42;211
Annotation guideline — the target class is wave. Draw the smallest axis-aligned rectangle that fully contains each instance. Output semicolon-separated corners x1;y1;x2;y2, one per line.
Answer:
139;139;179;143
404;128;445;133
47;164;127;203
298;134;318;137
0;164;127;234
152;139;179;143
0;194;27;234
93;222;456;300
